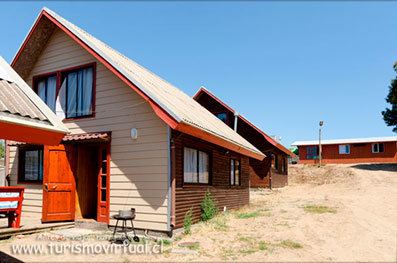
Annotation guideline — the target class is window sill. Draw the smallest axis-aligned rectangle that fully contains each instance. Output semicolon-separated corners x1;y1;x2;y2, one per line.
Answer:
62;115;95;122
17;181;43;185
182;184;213;188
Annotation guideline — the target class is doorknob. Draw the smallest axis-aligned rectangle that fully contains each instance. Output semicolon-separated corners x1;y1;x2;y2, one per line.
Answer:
52;185;57;190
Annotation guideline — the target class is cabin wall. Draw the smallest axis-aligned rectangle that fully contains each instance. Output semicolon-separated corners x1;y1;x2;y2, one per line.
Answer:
7;28;169;231
195;92;290;188
298;141;397;164
173;132;250;228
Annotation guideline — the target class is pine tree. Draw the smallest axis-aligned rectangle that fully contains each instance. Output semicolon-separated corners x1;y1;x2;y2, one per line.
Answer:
382;62;397;133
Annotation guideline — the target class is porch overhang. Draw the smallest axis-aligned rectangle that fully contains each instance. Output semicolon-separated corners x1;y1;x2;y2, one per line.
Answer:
8;131;111;146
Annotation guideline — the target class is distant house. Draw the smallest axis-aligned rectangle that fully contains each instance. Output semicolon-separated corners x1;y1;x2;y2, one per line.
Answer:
194;87;295;188
5;8;264;233
292;136;397;164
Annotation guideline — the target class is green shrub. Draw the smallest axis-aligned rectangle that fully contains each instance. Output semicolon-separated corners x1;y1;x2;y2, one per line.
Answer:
201;189;219;221
184;208;193;234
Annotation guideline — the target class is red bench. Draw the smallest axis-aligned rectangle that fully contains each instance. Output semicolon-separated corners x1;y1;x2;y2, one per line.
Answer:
0;187;26;228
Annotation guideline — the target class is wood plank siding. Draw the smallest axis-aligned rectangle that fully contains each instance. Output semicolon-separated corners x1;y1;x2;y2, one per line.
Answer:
195;91;290;188
7;28;170;231
173;132;250;228
298;141;397;164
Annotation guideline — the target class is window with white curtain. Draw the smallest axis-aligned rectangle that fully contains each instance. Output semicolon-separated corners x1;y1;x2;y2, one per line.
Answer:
183;147;209;184
18;146;43;182
339;145;350;154
230;159;240;186
37;75;57;112
62;67;93;118
34;65;94;120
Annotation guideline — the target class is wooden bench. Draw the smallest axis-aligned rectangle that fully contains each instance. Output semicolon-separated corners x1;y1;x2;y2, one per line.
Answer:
0;187;26;228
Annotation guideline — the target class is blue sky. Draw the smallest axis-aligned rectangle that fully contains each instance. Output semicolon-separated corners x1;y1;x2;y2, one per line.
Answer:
0;1;396;148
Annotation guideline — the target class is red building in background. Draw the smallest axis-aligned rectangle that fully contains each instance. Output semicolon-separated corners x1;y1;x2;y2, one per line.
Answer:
292;137;397;164
194;87;295;188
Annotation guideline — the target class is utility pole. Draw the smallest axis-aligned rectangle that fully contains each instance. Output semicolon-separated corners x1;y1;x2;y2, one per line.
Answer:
319;121;323;167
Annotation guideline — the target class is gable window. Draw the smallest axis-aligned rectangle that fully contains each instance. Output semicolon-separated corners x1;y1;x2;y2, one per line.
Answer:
34;63;95;120
61;66;94;119
215;112;228;124
230;159;240;186
307;146;318;159
36;75;57;112
372;143;384;153
183;147;209;184
339;145;350;154
18;146;43;183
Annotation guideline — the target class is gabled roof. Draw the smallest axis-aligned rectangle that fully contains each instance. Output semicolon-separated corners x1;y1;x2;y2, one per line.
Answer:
11;7;264;160
0;56;69;145
292;136;397;146
194;87;296;158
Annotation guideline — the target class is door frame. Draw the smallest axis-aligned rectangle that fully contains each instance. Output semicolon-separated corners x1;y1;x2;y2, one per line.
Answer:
97;143;110;224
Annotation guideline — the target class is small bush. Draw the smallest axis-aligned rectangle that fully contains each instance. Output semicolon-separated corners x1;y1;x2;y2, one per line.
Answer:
184;208;193;234
201;189;219;221
281;240;303;249
303;205;336;214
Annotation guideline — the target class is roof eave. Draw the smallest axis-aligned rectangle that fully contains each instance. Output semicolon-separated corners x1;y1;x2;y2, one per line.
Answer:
175;121;265;161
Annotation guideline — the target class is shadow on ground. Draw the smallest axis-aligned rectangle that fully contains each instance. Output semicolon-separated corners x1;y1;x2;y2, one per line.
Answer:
0;251;24;263
352;163;397;172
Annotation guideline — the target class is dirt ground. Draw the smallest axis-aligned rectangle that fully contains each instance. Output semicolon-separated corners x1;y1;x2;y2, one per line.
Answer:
0;163;396;262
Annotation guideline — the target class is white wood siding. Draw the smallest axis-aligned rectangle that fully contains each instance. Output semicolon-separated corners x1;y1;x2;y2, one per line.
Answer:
8;28;169;231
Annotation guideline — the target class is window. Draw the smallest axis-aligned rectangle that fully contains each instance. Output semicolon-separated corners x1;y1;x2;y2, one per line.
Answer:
36;75;57;112
61;67;94;118
274;154;279;170
339;145;350;154
307;146;318;159
18;146;43;183
183;147;209;184
230;159;240;186
34;64;95;120
215;112;228;124
372;143;384;153
282;157;286;173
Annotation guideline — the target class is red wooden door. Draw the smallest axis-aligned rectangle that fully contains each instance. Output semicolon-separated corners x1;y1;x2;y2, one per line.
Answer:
42;145;76;222
97;143;110;223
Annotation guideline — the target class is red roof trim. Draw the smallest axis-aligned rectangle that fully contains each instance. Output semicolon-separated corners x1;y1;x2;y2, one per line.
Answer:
12;10;179;130
11;12;45;67
194;88;295;158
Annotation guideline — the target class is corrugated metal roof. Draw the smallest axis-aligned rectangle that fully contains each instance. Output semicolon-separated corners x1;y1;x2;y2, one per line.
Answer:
194;87;296;158
0;56;68;135
0;79;47;122
39;8;264;158
292;136;397;146
63;131;110;142
9;131;110;146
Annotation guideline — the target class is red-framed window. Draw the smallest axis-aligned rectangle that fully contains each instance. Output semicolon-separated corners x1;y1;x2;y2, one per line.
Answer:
36;75;57;112
33;63;96;120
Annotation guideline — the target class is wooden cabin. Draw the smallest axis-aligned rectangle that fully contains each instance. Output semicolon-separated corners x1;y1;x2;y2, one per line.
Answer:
292;137;397;164
194;87;295;188
4;8;265;233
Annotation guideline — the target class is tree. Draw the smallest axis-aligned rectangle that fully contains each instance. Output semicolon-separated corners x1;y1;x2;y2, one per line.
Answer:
382;62;397;133
0;140;4;159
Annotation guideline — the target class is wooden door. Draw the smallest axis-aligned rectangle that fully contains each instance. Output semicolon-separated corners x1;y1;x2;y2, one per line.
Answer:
97;143;110;223
42;145;76;222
